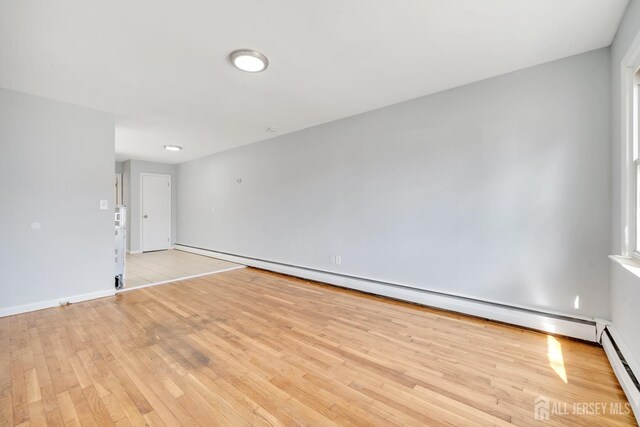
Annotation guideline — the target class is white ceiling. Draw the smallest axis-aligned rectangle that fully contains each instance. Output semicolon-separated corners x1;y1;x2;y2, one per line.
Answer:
0;0;629;164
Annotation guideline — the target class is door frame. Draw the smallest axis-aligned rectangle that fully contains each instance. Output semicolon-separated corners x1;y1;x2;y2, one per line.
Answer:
140;172;172;252
115;173;123;206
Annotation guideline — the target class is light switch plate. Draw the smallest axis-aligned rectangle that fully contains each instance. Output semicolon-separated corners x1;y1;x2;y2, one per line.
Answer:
100;200;108;210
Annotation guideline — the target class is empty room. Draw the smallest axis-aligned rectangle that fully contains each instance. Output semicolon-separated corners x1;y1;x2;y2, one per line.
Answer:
2;0;640;425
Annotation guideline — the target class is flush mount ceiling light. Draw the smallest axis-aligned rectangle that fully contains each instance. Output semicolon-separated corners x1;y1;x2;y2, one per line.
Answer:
164;145;182;151
230;49;269;73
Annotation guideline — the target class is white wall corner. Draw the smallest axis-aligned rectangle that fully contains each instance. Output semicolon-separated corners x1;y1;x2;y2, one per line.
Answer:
595;318;613;343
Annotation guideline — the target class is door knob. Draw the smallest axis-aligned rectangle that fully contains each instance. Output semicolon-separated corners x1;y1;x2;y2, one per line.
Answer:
143;215;148;218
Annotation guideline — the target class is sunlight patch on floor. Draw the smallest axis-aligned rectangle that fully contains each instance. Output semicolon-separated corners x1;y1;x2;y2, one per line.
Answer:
547;335;568;383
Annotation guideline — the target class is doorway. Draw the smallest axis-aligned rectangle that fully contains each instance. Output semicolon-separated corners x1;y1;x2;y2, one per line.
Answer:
141;173;172;252
115;173;122;206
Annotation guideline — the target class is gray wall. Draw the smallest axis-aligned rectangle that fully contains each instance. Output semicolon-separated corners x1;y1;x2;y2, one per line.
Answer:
123;160;177;252
115;161;123;174
610;0;640;369
177;48;611;319
0;88;114;309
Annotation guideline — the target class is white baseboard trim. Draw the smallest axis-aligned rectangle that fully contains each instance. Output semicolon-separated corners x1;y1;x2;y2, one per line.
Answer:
601;326;640;422
116;265;246;294
175;244;597;342
127;247;176;255
0;289;116;318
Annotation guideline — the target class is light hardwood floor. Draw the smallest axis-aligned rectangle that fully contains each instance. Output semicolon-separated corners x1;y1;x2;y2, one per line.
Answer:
125;249;241;288
0;268;635;426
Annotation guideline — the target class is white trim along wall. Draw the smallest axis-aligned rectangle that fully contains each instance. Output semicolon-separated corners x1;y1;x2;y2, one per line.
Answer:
0;290;116;318
620;30;640;257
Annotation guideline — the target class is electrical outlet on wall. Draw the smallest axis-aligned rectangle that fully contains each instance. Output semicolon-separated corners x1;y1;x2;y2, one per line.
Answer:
330;255;342;265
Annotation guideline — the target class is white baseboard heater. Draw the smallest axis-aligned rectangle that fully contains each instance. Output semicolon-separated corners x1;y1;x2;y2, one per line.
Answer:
175;244;597;342
600;325;640;421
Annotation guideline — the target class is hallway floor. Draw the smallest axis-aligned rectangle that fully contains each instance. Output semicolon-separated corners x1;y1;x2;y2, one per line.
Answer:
125;249;241;288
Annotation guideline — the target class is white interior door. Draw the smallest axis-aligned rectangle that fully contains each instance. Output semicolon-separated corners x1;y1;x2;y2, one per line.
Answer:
141;173;171;252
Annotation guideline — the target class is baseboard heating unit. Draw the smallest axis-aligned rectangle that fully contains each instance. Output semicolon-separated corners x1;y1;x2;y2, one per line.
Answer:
174;244;597;342
600;326;640;421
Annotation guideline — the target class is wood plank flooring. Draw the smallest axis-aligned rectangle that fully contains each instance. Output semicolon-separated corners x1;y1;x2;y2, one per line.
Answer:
125;249;240;288
0;268;635;426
